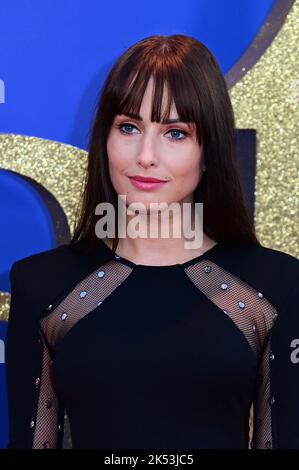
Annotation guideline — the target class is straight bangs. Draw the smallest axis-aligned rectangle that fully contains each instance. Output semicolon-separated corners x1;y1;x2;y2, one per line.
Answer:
110;60;203;144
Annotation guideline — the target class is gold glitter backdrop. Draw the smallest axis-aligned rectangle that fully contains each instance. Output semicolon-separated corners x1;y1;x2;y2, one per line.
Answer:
0;3;298;323
230;0;299;258
0;136;87;320
0;135;87;235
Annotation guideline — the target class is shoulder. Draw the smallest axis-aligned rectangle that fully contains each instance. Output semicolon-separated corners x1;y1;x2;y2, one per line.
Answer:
9;239;112;318
9;244;75;318
10;243;76;291
217;240;299;276
245;243;299;275
215;241;299;310
10;238;112;280
11;243;69;279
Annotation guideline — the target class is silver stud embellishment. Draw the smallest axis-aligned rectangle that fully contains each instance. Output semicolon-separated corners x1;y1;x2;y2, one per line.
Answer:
80;291;87;299
252;324;256;333
114;254;120;259
273;312;278;320
30;420;35;429
204;266;212;273
269;352;275;361
61;312;67;321
239;301;246;309
269;397;275;406
221;283;228;290
97;301;102;306
97;271;105;278
47;304;52;311
35;377;40;386
223;310;229;315
58;424;62;430
258;292;264;299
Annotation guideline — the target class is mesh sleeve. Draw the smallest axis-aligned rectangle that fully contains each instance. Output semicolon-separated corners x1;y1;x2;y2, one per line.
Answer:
251;332;274;449
268;283;299;448
252;281;299;449
184;258;278;449
5;262;65;449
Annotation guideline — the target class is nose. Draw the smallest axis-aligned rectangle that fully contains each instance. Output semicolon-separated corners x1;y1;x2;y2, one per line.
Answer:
136;131;158;168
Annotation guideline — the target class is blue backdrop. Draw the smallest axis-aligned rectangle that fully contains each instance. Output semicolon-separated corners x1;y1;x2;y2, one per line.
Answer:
0;0;276;448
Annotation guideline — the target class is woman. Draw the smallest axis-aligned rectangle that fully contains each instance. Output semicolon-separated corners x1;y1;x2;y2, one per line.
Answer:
6;34;299;449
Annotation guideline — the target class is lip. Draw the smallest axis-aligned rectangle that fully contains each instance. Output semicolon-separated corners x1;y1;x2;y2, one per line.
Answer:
129;175;167;183
128;176;169;191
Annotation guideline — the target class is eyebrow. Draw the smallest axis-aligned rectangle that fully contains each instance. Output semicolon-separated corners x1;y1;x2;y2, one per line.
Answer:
118;112;190;125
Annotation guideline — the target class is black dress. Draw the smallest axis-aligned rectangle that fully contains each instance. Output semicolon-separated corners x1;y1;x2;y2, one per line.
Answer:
5;239;299;449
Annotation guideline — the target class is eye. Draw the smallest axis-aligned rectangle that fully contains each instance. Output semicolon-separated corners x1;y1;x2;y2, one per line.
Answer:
116;122;189;141
117;123;139;135
165;128;188;141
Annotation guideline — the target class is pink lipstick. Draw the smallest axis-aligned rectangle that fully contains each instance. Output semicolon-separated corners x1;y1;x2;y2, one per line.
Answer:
128;175;169;191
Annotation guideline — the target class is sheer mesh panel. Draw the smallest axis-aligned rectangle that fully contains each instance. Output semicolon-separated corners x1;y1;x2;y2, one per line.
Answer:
32;256;278;449
40;259;133;349
31;332;62;448
33;259;133;449
184;259;278;449
251;336;274;449
184;260;276;355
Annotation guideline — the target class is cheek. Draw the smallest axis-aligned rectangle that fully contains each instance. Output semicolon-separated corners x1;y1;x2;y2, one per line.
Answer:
170;147;202;182
107;133;132;171
107;135;120;167
107;136;121;188
107;135;132;194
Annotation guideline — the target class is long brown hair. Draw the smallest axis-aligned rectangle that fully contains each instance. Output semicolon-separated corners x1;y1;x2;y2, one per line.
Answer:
70;34;260;253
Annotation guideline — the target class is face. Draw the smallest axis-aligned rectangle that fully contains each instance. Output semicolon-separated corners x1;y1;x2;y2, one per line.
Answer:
106;76;205;214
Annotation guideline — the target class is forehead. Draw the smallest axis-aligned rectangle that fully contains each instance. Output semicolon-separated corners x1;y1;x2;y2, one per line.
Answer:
117;72;196;126
116;112;193;126
140;81;178;118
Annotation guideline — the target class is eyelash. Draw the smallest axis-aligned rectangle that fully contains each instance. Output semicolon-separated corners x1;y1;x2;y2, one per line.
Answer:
116;122;189;142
